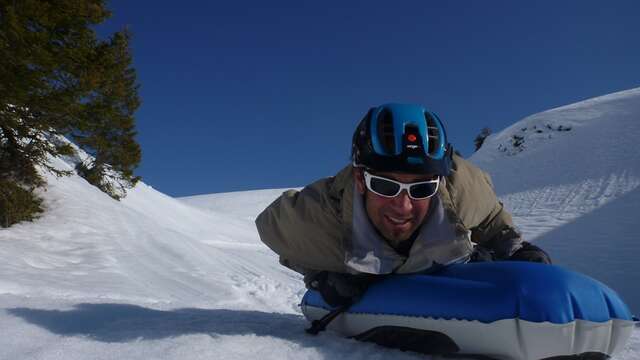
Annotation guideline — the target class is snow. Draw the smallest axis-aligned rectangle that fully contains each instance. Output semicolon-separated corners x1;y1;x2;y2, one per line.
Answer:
470;87;640;316
1;88;639;359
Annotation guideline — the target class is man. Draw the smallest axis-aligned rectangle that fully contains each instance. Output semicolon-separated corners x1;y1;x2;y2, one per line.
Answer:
256;103;550;308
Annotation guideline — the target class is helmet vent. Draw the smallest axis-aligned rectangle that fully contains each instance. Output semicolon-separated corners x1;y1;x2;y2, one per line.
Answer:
377;108;395;154
425;112;440;155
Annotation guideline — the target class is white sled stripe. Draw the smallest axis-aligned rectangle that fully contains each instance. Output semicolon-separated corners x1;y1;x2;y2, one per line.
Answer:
302;304;635;360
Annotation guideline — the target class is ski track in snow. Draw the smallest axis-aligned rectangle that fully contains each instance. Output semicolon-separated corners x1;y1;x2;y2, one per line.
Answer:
2;87;640;359
504;172;640;240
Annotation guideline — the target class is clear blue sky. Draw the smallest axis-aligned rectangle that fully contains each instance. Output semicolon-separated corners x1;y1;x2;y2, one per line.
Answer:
98;0;640;197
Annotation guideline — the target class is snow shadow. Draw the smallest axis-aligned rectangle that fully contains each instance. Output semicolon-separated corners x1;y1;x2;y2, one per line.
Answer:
6;303;432;359
7;303;315;343
535;186;640;316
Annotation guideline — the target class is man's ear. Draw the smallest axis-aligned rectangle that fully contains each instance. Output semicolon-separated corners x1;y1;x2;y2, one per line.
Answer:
352;167;366;195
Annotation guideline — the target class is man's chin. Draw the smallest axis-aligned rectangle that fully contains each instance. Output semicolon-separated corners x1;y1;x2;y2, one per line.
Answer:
382;228;414;245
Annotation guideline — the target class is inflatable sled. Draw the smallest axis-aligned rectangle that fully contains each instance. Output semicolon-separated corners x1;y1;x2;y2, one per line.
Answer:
301;262;636;360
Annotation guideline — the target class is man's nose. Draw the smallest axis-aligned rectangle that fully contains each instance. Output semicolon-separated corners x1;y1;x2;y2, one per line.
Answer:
390;189;413;211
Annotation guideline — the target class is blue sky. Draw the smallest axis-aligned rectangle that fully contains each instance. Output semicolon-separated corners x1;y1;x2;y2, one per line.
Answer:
99;0;640;197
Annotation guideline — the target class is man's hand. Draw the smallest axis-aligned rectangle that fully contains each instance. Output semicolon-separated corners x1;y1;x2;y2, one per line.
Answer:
509;242;552;264
469;246;495;262
470;242;551;264
308;272;379;307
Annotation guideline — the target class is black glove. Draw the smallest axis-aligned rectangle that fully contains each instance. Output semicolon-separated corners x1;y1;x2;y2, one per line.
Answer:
308;272;379;307
469;246;495;262
509;242;552;264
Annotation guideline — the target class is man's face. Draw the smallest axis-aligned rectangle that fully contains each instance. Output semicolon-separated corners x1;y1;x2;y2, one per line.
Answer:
354;168;435;246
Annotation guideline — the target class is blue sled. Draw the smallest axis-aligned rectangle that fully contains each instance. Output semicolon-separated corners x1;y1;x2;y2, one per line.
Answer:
301;262;636;360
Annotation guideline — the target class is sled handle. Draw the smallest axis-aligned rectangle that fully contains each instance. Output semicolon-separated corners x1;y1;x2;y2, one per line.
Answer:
305;303;351;335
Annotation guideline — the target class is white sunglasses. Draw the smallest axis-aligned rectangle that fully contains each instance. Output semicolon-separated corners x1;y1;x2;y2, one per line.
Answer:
363;171;440;200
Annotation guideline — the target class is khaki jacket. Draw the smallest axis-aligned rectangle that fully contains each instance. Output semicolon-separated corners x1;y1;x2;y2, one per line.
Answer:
255;155;522;275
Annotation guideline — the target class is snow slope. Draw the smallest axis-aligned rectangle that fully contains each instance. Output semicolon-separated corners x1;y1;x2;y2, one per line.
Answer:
1;88;639;359
0;159;423;359
471;87;640;315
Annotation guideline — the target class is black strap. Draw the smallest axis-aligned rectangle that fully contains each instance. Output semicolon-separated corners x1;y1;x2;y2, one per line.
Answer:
305;303;351;335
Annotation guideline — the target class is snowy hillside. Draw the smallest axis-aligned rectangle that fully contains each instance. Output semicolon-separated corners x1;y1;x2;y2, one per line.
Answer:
1;88;639;359
470;87;640;316
180;188;295;226
0;158;425;359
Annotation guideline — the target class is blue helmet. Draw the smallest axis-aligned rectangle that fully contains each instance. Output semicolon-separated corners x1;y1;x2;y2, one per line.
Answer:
352;103;453;176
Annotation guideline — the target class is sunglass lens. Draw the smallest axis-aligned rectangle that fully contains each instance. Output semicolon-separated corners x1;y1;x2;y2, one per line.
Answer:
370;177;400;197
409;182;438;199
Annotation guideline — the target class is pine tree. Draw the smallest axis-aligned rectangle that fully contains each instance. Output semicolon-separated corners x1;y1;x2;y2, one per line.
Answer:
72;29;141;199
0;0;141;225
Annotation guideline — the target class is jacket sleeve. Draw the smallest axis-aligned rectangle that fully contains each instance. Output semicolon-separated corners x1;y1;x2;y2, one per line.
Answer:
447;155;524;259
255;177;349;274
471;197;524;259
